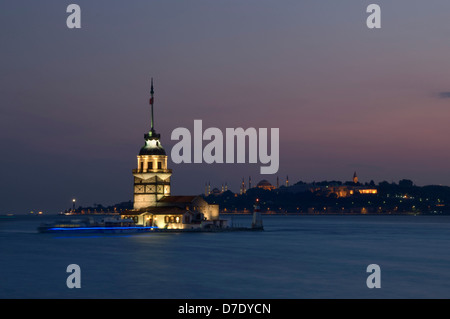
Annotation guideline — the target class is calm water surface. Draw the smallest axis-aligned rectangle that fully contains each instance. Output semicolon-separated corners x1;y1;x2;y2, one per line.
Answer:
1;214;450;298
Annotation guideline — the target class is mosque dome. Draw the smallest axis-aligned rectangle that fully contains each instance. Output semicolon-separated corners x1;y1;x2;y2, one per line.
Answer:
256;179;275;190
257;180;272;188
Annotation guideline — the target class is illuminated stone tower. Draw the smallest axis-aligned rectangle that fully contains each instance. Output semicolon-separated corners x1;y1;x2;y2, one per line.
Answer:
132;79;172;209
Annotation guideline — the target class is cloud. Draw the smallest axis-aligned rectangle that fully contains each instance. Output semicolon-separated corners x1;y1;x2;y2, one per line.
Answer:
437;92;450;99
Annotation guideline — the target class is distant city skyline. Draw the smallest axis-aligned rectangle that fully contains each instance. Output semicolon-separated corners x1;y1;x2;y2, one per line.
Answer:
2;1;450;213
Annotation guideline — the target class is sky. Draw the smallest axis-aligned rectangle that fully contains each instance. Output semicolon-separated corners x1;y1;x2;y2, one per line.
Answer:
2;0;450;214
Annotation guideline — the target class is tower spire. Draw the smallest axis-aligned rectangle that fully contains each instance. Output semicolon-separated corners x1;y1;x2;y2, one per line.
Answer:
144;78;160;140
150;78;155;132
353;171;358;184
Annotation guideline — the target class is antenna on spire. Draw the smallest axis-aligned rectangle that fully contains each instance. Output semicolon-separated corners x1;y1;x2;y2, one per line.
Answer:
150;78;155;132
143;77;160;141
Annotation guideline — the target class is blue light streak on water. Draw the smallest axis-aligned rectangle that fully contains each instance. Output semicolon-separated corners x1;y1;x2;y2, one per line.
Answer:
54;235;133;239
48;226;158;231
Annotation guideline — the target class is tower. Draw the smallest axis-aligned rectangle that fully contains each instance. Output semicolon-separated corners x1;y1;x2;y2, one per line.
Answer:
241;177;246;194
132;79;172;209
286;175;289;187
353;171;358;184
249;176;252;189
252;199;263;229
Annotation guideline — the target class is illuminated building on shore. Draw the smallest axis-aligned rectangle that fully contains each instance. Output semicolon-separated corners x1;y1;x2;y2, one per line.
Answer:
205;182;227;196
244;172;377;198
309;172;378;198
242;176;288;192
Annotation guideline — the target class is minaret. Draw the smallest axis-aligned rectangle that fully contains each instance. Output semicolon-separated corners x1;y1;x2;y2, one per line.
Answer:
241;177;246;194
132;79;172;210
249;176;252;189
353;172;358;184
286;175;289;187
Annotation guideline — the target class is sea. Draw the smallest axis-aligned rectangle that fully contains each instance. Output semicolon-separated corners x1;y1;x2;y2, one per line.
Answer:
1;213;450;299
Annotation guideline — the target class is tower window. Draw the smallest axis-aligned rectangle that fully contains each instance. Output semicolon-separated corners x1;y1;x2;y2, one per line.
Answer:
148;162;153;170
140;162;144;171
158;162;162;169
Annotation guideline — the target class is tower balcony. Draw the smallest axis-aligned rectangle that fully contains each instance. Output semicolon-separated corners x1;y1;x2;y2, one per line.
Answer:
132;168;173;174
